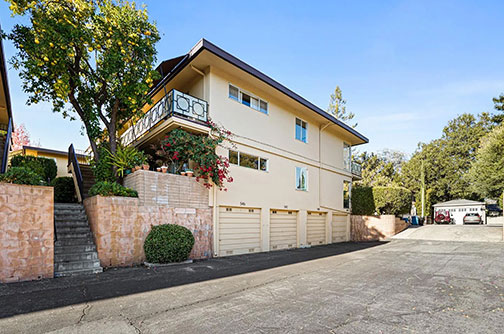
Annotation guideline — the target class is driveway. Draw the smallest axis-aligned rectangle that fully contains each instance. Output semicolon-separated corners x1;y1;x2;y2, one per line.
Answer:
1;240;503;333
393;225;503;242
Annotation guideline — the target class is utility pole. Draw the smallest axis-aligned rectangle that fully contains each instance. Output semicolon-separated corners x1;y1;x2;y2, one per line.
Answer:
421;160;425;217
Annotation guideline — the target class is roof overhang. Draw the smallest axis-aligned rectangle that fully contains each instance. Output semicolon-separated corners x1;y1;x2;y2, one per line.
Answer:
149;39;369;146
0;23;13;126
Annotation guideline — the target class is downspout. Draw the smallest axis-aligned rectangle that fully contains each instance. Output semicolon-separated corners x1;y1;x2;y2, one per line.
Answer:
319;122;333;208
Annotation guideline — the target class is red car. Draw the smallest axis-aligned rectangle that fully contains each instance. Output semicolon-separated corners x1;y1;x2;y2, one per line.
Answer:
434;210;452;224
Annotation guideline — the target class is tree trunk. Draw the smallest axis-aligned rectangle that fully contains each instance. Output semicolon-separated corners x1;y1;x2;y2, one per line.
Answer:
109;99;119;182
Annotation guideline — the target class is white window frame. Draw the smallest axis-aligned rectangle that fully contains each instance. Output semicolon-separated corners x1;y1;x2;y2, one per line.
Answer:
343;142;351;171
343;180;351;210
295;117;308;143
228;83;268;115
295;166;308;191
229;150;269;172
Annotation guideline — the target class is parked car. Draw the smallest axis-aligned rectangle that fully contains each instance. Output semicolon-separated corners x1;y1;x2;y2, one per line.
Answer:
434;210;452;224
486;204;502;217
463;213;482;224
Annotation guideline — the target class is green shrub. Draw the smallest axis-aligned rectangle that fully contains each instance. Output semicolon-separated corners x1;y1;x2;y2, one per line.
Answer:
0;167;45;185
373;186;412;215
352;186;412;216
51;177;77;203
144;224;195;263
90;144;115;182
10;155;57;183
351;186;375;215
88;181;138;197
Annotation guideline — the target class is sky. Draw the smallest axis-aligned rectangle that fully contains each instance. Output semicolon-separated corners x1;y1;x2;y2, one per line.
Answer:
1;0;503;155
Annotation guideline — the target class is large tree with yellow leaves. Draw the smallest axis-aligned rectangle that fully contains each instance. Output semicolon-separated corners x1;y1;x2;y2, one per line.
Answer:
6;0;160;159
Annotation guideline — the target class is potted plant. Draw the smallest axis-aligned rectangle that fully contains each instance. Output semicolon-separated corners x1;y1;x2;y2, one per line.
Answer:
185;169;194;177
107;146;141;178
161;165;168;173
156;167;161;172
180;171;186;176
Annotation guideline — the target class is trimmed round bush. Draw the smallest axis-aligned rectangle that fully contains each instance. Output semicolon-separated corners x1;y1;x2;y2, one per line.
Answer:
0;166;45;185
51;177;77;203
144;224;195;263
10;155;57;183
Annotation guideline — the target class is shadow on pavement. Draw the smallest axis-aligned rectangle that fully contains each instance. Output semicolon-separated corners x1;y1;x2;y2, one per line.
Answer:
0;241;385;318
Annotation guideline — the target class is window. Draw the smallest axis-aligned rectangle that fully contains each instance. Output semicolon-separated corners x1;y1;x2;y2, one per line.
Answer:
228;84;268;114
295;118;307;143
229;85;239;101
229;150;268;171
343;143;351;171
295;167;308;191
343;181;351;209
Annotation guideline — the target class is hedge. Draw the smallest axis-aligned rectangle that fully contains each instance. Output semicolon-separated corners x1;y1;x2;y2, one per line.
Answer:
10;155;57;183
352;186;412;216
51;177;77;203
0;167;45;186
144;224;195;263
88;181;138;197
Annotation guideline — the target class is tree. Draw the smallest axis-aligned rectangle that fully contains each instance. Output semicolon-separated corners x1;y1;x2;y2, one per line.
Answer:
492;94;504;124
354;149;405;187
6;0;160;165
11;123;31;151
400;113;498;207
468;124;504;199
327;86;357;128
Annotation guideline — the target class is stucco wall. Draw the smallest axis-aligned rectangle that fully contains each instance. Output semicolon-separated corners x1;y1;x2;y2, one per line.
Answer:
84;195;212;267
351;215;407;241
0;183;54;283
124;170;209;208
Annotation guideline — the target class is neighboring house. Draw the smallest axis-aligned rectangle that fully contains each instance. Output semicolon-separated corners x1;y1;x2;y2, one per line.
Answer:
433;199;486;225
0;27;13;174
11;146;88;178
121;39;368;257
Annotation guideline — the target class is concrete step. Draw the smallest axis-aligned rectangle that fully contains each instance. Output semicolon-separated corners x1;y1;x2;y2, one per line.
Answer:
55;221;90;228
54;259;102;272
55;251;98;263
54;208;85;214
54;203;84;209
55;226;91;234
54;215;87;222
54;244;97;254
55;238;95;247
54;267;103;278
56;231;93;239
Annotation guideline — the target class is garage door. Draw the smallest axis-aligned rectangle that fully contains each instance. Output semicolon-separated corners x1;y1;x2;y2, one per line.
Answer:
218;207;261;257
332;214;349;243
270;210;298;251
307;211;327;246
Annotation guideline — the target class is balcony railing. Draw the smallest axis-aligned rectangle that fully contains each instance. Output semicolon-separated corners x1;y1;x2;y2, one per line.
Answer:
121;89;208;146
351;162;362;177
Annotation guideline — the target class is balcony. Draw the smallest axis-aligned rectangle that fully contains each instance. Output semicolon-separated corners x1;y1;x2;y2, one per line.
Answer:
351;162;362;178
121;89;208;146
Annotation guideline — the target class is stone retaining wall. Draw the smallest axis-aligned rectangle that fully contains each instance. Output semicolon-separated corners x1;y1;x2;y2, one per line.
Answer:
84;195;213;267
0;183;54;283
351;215;407;241
124;170;209;208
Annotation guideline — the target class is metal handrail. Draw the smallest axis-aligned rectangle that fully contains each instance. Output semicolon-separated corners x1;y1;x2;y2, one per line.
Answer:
1;119;12;174
68;144;84;202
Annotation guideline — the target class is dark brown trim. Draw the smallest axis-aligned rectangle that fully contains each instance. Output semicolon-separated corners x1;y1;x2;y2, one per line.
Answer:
150;39;369;145
22;145;88;159
0;23;13;122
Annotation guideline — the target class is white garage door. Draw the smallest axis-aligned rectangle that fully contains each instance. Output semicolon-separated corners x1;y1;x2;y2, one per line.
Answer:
307;211;327;246
332;214;349;243
270;210;298;251
218;206;261;257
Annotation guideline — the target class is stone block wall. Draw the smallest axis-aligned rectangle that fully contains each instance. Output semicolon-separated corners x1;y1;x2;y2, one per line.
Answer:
84;195;213;267
351;215;406;241
124;170;209;208
0;183;54;283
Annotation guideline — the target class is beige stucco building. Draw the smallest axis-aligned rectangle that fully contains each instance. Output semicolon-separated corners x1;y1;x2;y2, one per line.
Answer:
122;39;368;257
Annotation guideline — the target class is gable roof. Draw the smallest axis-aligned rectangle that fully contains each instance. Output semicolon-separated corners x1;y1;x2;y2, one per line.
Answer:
433;199;485;207
150;39;369;145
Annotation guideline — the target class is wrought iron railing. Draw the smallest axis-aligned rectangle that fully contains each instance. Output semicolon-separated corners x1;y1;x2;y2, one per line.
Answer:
121;89;208;146
68;144;84;202
1;119;12;174
351;162;362;177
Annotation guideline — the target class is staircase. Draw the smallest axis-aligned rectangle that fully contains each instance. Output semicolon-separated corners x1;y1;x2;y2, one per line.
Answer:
54;203;103;277
79;164;96;199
